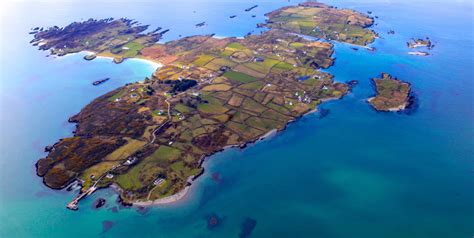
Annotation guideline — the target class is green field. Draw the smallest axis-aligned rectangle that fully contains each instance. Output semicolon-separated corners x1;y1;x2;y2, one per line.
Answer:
122;41;145;58
174;103;192;114
239;81;264;90
223;71;258;83
193;54;215;66
104;138;146;161
108;89;127;102
243;58;281;74
197;95;229;114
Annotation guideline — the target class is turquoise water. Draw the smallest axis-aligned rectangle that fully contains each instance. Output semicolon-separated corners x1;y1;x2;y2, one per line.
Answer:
0;0;473;237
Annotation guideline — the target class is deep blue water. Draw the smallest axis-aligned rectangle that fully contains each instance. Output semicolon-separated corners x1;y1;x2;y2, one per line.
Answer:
0;0;473;237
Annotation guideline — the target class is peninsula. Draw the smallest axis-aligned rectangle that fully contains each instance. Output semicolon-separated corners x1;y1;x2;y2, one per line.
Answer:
368;73;412;112
32;1;376;209
30;18;168;62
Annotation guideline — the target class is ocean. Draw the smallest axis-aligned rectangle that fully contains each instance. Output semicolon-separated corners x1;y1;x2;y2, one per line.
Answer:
0;0;472;237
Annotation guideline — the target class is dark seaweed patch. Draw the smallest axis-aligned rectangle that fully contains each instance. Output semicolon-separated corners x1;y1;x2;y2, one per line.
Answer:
211;172;221;182
102;220;115;233
318;108;330;119
205;213;223;230
136;206;150;215
109;206;119;213
239;217;257;238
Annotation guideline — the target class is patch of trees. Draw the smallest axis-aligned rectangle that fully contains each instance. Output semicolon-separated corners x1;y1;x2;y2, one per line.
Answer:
163;79;198;94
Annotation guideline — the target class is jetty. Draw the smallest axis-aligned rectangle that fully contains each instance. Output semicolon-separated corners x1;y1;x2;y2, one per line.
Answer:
66;186;96;210
66;164;121;210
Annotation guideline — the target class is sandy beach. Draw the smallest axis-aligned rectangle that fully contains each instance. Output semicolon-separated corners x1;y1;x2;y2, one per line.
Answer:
134;186;190;206
82;50;163;70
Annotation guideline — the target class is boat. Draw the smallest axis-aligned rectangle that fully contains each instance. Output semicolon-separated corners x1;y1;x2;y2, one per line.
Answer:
229;15;237;19
92;78;110;86
245;5;258;12
195;22;206;27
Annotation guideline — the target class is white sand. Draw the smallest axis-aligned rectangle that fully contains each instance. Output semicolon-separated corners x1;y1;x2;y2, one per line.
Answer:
134;186;190;206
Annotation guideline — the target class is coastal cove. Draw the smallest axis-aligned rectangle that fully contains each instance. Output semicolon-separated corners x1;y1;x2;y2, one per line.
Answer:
1;0;473;237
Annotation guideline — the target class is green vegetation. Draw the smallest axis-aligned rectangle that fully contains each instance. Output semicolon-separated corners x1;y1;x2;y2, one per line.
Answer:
239;81;264;90
104;138;146;161
197;95;229;114
244;58;280;74
193;54;215;66
174;103;192;114
226;42;247;50
368;73;411;111
223;71;258;83
241;97;268;113
274;61;295;71
121;41;145;58
246;117;282;131
108;89;127;102
152;145;182;161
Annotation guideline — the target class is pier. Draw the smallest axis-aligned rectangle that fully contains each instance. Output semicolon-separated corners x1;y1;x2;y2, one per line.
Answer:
66;186;97;210
66;164;121;210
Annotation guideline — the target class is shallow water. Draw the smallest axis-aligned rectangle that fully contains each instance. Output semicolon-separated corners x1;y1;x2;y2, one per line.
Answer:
0;0;473;237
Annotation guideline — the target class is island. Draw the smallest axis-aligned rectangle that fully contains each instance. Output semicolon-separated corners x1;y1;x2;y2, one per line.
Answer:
32;1;377;209
260;1;376;46
368;73;412;112
406;37;434;56
407;37;432;49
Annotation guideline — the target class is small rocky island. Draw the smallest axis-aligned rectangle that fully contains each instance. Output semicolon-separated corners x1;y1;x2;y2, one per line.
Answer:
407;37;432;49
407;37;433;56
31;1;377;209
368;73;412;112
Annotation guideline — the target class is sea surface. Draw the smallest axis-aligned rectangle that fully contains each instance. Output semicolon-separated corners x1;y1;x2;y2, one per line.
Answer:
0;0;473;237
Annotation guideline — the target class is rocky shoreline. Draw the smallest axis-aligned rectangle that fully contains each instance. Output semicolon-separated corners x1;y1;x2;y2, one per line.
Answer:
367;73;413;112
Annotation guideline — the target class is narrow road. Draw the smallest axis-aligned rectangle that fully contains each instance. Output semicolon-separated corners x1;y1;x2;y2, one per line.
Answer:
148;98;172;145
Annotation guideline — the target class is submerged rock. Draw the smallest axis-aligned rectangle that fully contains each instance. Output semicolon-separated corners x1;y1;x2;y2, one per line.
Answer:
347;80;359;88
102;220;115;233
318;108;330;119
211;172;221;182
93;198;106;209
109;206;119;213
136;206;150;215
205;213;222;230
239;217;257;238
